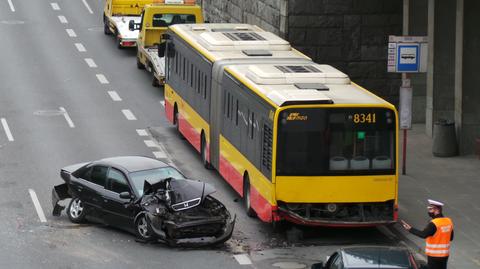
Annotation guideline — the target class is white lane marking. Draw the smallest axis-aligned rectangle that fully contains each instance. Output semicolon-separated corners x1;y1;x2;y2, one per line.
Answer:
159;100;165;107
107;91;122;101
84;58;97;68
28;189;47;223
7;0;15;12
1;118;14;141
136;129;148;136
122;109;136;120
96;74;109;84
152;151;166;159
58;15;68;24
74;43;86;52
82;0;93;14
50;3;60;10
144;140;156;148
66;29;77;37
59;107;75;128
233;254;252;265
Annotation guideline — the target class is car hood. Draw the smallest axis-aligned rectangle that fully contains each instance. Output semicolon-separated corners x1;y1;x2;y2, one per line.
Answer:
143;177;216;205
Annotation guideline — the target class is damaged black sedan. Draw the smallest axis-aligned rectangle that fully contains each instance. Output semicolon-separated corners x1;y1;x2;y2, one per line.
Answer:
52;156;235;247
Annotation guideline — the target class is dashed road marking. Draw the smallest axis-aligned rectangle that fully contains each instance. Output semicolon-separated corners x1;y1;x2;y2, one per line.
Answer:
136;129;148;136
50;2;60;10
75;43;86;52
108;91;122;101
152;151;166;159
233;254;252;265
28;189;47;223
96;74;109;84
82;0;93;14
84;58;97;68
59;107;75;128
144;140;156;148
7;0;15;12
122;109;136;120
1;118;14;141
159;100;165;107
66;29;77;37
58;15;68;24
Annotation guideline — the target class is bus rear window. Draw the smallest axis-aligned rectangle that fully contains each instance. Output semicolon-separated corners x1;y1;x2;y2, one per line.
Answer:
276;108;396;176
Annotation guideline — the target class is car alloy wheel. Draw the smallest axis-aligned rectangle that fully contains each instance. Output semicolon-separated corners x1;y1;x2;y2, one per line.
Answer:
68;197;86;223
136;215;153;241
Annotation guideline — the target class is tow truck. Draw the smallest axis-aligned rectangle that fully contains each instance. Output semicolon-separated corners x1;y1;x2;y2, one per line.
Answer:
103;0;153;48
129;0;203;86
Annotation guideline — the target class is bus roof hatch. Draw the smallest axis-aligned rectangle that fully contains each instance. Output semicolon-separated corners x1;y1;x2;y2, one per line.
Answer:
245;64;350;85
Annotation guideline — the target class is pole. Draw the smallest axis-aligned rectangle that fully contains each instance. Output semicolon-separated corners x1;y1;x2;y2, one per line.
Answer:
402;0;409;175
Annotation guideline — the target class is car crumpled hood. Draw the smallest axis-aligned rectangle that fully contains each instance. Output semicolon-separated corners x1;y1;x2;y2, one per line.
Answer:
143;177;216;206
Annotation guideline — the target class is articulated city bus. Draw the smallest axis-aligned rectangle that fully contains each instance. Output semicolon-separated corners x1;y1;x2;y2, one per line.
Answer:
160;24;398;227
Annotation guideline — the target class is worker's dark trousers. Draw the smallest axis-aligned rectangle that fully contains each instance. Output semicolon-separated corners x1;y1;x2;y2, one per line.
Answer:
428;256;448;269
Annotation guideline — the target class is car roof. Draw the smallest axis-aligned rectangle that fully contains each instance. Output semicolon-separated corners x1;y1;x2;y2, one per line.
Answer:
97;156;169;173
340;246;413;268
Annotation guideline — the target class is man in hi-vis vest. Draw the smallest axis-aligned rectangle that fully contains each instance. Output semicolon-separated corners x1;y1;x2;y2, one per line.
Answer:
401;199;454;269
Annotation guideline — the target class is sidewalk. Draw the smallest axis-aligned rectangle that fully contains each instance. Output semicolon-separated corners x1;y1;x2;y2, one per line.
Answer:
392;124;480;269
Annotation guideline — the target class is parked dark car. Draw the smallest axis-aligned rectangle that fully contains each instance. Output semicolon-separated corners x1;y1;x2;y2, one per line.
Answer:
311;246;427;269
52;156;235;247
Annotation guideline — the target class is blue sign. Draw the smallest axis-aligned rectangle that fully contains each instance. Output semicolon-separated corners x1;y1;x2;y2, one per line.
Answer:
396;45;419;72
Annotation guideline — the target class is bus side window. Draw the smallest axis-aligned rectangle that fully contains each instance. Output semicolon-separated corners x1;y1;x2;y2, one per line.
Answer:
227;92;231;119
203;74;207;99
190;63;194;88
197;70;201;94
235;100;239;126
182;57;186;81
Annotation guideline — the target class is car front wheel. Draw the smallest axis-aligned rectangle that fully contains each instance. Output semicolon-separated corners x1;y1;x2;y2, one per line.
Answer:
67;197;86;223
135;215;154;242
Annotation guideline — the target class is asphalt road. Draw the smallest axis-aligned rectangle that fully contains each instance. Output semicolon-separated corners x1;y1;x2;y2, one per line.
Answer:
0;0;414;268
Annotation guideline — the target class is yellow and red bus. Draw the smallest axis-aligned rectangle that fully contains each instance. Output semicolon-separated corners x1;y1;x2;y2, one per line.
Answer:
160;23;399;227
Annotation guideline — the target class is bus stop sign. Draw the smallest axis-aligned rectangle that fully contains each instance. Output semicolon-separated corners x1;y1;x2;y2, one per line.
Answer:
388;36;428;73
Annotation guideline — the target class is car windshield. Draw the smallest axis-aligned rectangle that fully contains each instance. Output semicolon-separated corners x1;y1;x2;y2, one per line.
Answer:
129;167;185;196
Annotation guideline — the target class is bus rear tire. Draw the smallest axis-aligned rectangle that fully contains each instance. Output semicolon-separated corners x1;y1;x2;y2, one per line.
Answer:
201;134;213;169
174;108;184;139
243;176;256;218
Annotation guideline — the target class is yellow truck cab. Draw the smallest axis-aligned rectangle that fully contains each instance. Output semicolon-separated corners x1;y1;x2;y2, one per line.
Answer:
103;0;153;48
129;0;203;86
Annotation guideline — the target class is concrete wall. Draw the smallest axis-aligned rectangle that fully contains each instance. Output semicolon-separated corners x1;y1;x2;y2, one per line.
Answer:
202;0;403;105
460;0;480;154
201;0;287;37
288;0;403;105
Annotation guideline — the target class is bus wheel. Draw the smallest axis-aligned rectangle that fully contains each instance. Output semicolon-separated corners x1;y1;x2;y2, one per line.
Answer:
243;176;256;218
201;134;213;169
174;108;184;139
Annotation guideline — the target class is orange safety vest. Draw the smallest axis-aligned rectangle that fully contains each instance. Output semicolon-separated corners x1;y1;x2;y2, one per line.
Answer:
425;217;453;257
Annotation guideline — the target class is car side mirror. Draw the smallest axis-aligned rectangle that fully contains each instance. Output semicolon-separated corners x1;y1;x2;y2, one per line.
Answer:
310;262;323;269
119;191;133;199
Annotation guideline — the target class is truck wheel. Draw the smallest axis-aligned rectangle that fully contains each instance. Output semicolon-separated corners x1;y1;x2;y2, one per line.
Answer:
136;50;145;69
103;18;111;35
115;30;123;49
